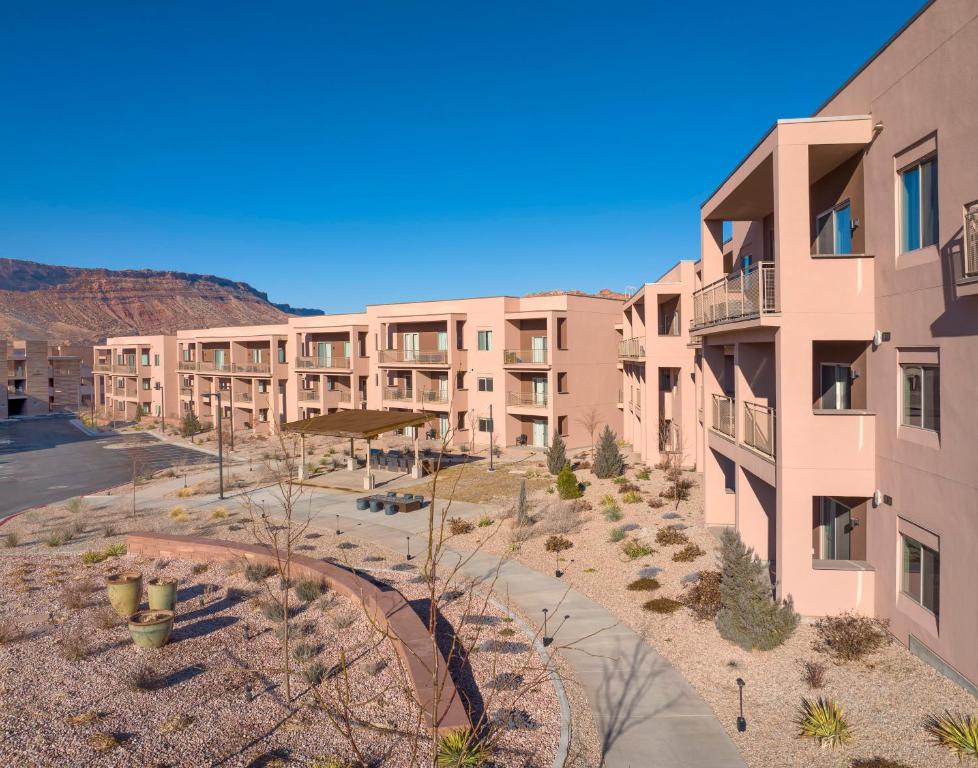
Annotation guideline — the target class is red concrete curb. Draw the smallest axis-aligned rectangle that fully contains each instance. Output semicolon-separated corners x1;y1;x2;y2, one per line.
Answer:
126;532;470;734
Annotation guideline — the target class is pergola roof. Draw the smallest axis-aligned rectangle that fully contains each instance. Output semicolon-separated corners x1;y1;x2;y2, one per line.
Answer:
281;409;436;439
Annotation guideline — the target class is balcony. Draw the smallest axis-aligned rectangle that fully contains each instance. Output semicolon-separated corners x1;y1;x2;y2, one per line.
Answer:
966;204;978;276
692;263;777;331
338;392;352;403
743;401;776;458
712;394;736;439
177;360;198;371
503;349;549;366
378;349;448;365
420;388;449;404
295;355;351;370
383;386;413;401
618;337;646;360
236;391;253;403
300;389;320;402
97;363;136;374
508;391;548;408
179;387;193;396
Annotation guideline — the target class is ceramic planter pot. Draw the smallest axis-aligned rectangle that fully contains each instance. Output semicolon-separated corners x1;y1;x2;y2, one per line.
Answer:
127;610;175;649
147;577;177;611
106;571;143;617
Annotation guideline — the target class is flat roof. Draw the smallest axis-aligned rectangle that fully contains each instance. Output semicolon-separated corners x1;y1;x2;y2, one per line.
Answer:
281;409;436;439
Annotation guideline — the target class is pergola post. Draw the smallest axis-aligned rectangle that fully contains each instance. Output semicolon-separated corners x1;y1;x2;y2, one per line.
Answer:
347;436;355;471
411;429;422;479
298;432;306;481
364;437;374;490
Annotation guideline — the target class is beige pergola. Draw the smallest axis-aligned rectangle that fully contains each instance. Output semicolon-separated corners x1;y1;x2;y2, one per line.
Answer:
281;409;437;489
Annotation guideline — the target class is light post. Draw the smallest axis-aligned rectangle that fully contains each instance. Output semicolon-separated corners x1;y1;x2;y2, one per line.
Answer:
488;404;494;472
154;381;165;433
736;678;747;732
204;391;225;500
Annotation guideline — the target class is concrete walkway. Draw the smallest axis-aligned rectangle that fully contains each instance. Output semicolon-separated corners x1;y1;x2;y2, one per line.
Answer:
232;485;746;768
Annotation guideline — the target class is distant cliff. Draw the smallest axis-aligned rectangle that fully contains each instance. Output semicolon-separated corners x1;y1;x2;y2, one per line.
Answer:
0;258;323;343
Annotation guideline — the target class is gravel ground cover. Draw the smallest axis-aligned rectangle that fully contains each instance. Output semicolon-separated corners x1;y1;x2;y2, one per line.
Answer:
445;454;978;768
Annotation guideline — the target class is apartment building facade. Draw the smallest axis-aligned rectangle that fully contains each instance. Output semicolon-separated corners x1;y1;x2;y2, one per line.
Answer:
687;0;977;693
2;338;88;418
288;313;371;419
94;335;179;423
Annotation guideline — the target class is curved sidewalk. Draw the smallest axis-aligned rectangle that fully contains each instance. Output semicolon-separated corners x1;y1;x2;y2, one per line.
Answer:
311;508;746;768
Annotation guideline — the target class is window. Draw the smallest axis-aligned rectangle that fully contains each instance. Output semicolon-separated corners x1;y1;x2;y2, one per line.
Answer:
817;498;853;560
141;378;151;391
257;380;268;394
258;408;268;423
902;535;939;615
278;346;286;364
819;364;853;410
477;376;493;392
182;349;191;362
901;364;939;432
140;352;150;366
154;354;160;366
437;331;448;351
478;417;494;433
455;371;466;390
457;412;467;431
477;330;493;351
900;156;938;253
558;415;568;436
557;372;568;393
815;201;852;255
556;318;568;350
252;348;262;364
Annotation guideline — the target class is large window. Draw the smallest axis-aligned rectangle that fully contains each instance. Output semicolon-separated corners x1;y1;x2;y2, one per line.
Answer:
478;417;494;433
477;376;493;392
902;535;939;615
815;201;852;255
900;156;938;253
477;330;493;351
901;364;940;432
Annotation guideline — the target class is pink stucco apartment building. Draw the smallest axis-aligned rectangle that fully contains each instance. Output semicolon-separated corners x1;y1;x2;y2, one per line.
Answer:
94;335;179;423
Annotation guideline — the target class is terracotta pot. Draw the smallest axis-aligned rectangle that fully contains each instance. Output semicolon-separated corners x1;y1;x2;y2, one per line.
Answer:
127;610;175;649
147;577;177;611
106;571;143;617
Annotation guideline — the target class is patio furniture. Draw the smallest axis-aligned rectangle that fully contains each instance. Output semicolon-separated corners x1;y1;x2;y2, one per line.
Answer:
355;497;370;511
516;434;528;446
369;498;382;513
384;501;398;515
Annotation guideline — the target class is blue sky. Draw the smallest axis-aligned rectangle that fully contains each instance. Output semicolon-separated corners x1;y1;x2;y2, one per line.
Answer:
0;1;923;312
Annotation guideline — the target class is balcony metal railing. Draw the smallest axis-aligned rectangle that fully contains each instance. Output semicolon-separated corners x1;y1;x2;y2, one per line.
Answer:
378;349;449;365
712;394;736;438
236;391;253;402
295;355;351;370
383;386;413;401
179;387;193;396
744;401;776;458
97;363;136;374
508;391;548;408
503;349;549;365
966;205;978;276
177;360;199;371
420;388;449;404
692;262;777;330
339;392;352;403
618;337;646;359
300;389;320;401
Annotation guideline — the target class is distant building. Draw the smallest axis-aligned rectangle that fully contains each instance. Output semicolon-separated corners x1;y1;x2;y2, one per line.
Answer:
2;338;90;418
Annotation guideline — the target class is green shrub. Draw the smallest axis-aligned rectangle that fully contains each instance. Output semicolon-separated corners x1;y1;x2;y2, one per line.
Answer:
104;542;126;557
295;579;324;603
681;570;721;620
655;526;689;546
4;533;18;548
303;661;328;686
923;711;978;761
45;529;72;547
593;425;624;478
308;759;353;768
66;497;84;514
796;697;852;748
814;613;890;662
436;728;491;767
603;504;623;522
180;412;202;438
477;515;493;528
544;535;573;553
621;490;642;504
621;540;653;560
292;642;317;662
556;464;582;500
81;550;108;564
608;526;627;543
672;543;706;562
716;529;798;651
260;600;285;622
545;430;567;475
635;467;650;481
626;577;660;592
643;597;682;614
245;562;275;582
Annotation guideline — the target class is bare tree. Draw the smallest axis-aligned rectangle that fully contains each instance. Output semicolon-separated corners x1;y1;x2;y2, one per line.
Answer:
660;424;693;510
576;407;601;456
128;444;147;519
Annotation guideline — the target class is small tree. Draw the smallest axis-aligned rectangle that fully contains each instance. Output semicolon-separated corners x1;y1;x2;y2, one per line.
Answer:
515;478;531;527
556;464;581;499
134;404;143;423
576;407;600;456
716;529;798;651
180;411;202;439
592;425;624;478
545;429;567;475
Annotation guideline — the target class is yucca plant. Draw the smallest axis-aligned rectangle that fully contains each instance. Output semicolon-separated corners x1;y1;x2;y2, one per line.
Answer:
796;697;852;748
924;711;978;760
436;728;491;767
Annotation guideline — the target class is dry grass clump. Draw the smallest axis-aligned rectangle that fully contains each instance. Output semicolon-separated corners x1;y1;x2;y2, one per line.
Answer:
45;528;75;547
168;506;189;522
61;583;88;610
850;758;913;768
626;577;660;592
642;597;682;614
159;713;194;733
3;532;18;548
534;500;584;537
448;517;475;536
647;497;665;509
672;542;706;562
621;490;643;504
802;660;827;689
211;506;228;519
88;732;120;752
245;562;275;582
295;579;324;603
59;635;91;661
655;526;689;546
176;487;194;498
681;570;721;620
129;663;164;692
814;613;890;661
544;535;573;553
0;620;23;644
92;606;121;630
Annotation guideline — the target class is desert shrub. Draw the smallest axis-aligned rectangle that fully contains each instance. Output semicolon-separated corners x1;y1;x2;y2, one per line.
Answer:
545;430;567;475
802;661;826;689
608;526;627;543
128;663;163;692
477;515;493;528
66;497;84;514
104;542;126;557
3;532;17;548
672;543;706;562
365;659;387;676
534;500;582;536
70;520;86;536
612;476;627;485
814;613;890;662
661;476;696;502
617;482;640;494
210;507;228;520
681;570;722;620
850;759;912;768
665;466;683;483
292;642;317;662
626;577;660;592
295;579;324;603
59;636;91;661
436;728;491;767
303;661;328;686
102;526;117;538
544;535;573;553
600;493;616;507
556;464;582;500
45;528;73;547
449;517;475;536
309;758;353;768
244;563;275;582
643;597;682;614
655;526;689;546
177;487;194;498
192;563;209;575
168;506;189;521
716;529;798;651
621;539;653;560
796;697;852;748
635;467;651;481
923;711;978;761
81;550;108;565
593;425;624;478
260;600;285;622
647;497;664;509
621;490;643;504
92;606;120;630
332;611;356;630
180;412;202;438
88;732;120;753
603;504;623;522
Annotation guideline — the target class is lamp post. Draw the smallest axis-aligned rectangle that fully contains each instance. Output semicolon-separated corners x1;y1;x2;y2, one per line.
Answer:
204;391;225;500
155;381;165;433
736;678;747;732
488;403;494;472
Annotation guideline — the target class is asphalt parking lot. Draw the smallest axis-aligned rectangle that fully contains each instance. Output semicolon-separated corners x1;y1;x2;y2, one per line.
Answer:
0;416;214;519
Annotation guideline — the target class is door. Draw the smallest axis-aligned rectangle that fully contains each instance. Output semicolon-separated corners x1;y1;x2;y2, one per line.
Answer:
343;341;351;363
531;335;547;363
532;377;547;406
439;415;449;438
316;342;331;367
436;331;448;351
438;376;449;400
532;419;548;448
820;364;852;410
819;497;851;560
214;349;227;371
403;333;419;362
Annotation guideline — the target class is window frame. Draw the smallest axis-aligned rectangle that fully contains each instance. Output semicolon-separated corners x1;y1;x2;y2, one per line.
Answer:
477;329;493;351
901;534;939;616
477;416;494;433
899;154;938;254
815;200;853;255
477;376;493;393
900;362;940;432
